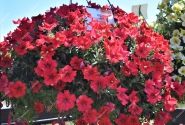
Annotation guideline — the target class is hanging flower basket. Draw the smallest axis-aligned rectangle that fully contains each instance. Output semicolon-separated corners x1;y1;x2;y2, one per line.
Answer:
1;2;185;125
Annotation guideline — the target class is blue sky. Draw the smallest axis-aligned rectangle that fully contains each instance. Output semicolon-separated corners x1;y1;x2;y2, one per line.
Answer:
0;0;161;41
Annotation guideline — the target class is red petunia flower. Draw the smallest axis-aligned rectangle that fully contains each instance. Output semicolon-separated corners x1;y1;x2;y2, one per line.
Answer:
39;22;57;31
54;80;66;91
154;111;172;125
125;61;138;76
34;66;44;77
173;82;185;97
83;109;98;124
139;60;153;75
98;103;115;117
116;87;129;106
57;30;73;47
0;55;12;68
55;31;67;45
129;90;139;104
31;81;42;93
35;37;46;47
75;118;87;125
105;73;120;89
144;86;161;104
90;76;107;93
14;41;34;56
128;103;143;116
104;38;129;63
122;66;131;77
135;43;151;58
59;65;76;83
83;65;100;81
34;101;45;114
127;115;140;125
56;90;76;112
34;59;57;77
73;35;93;50
36;57;58;77
76;95;93;112
98;116;112;125
0;73;9;92
70;56;84;70
164;95;177;112
8;81;26;98
115;114;128;125
43;70;59;86
40;44;56;57
127;13;139;23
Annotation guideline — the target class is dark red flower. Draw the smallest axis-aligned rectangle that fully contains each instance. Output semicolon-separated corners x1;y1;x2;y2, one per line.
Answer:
31;81;42;93
43;70;59;86
83;65;100;81
73;35;93;50
115;114;128;125
104;39;129;63
14;41;34;56
154;111;172;125
90;76;107;93
116;87;129;106
35;37;46;47
127;115;140;125
39;22;57;31
128;103;143;116
54;80;66;91
70;56;84;70
139;60;153;75
164;95;177;112
75;118;87;125
105;73;120;89
56;90;76;112
125;61;138;76
57;30;73;47
59;65;76;83
173;82;185;97
122;66;131;76
135;43;151;58
144;85;161;104
0;55;12;68
0;73;9;92
129;90;139;104
34;101;45;114
34;66;44;77
83;109;98;124
127;13;139;23
98;103;115;118
8;81;26;98
35;57;58;77
98;116;112;125
76;95;93;112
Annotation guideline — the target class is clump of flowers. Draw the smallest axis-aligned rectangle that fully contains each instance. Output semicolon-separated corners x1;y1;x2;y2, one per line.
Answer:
0;2;184;124
156;0;185;84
